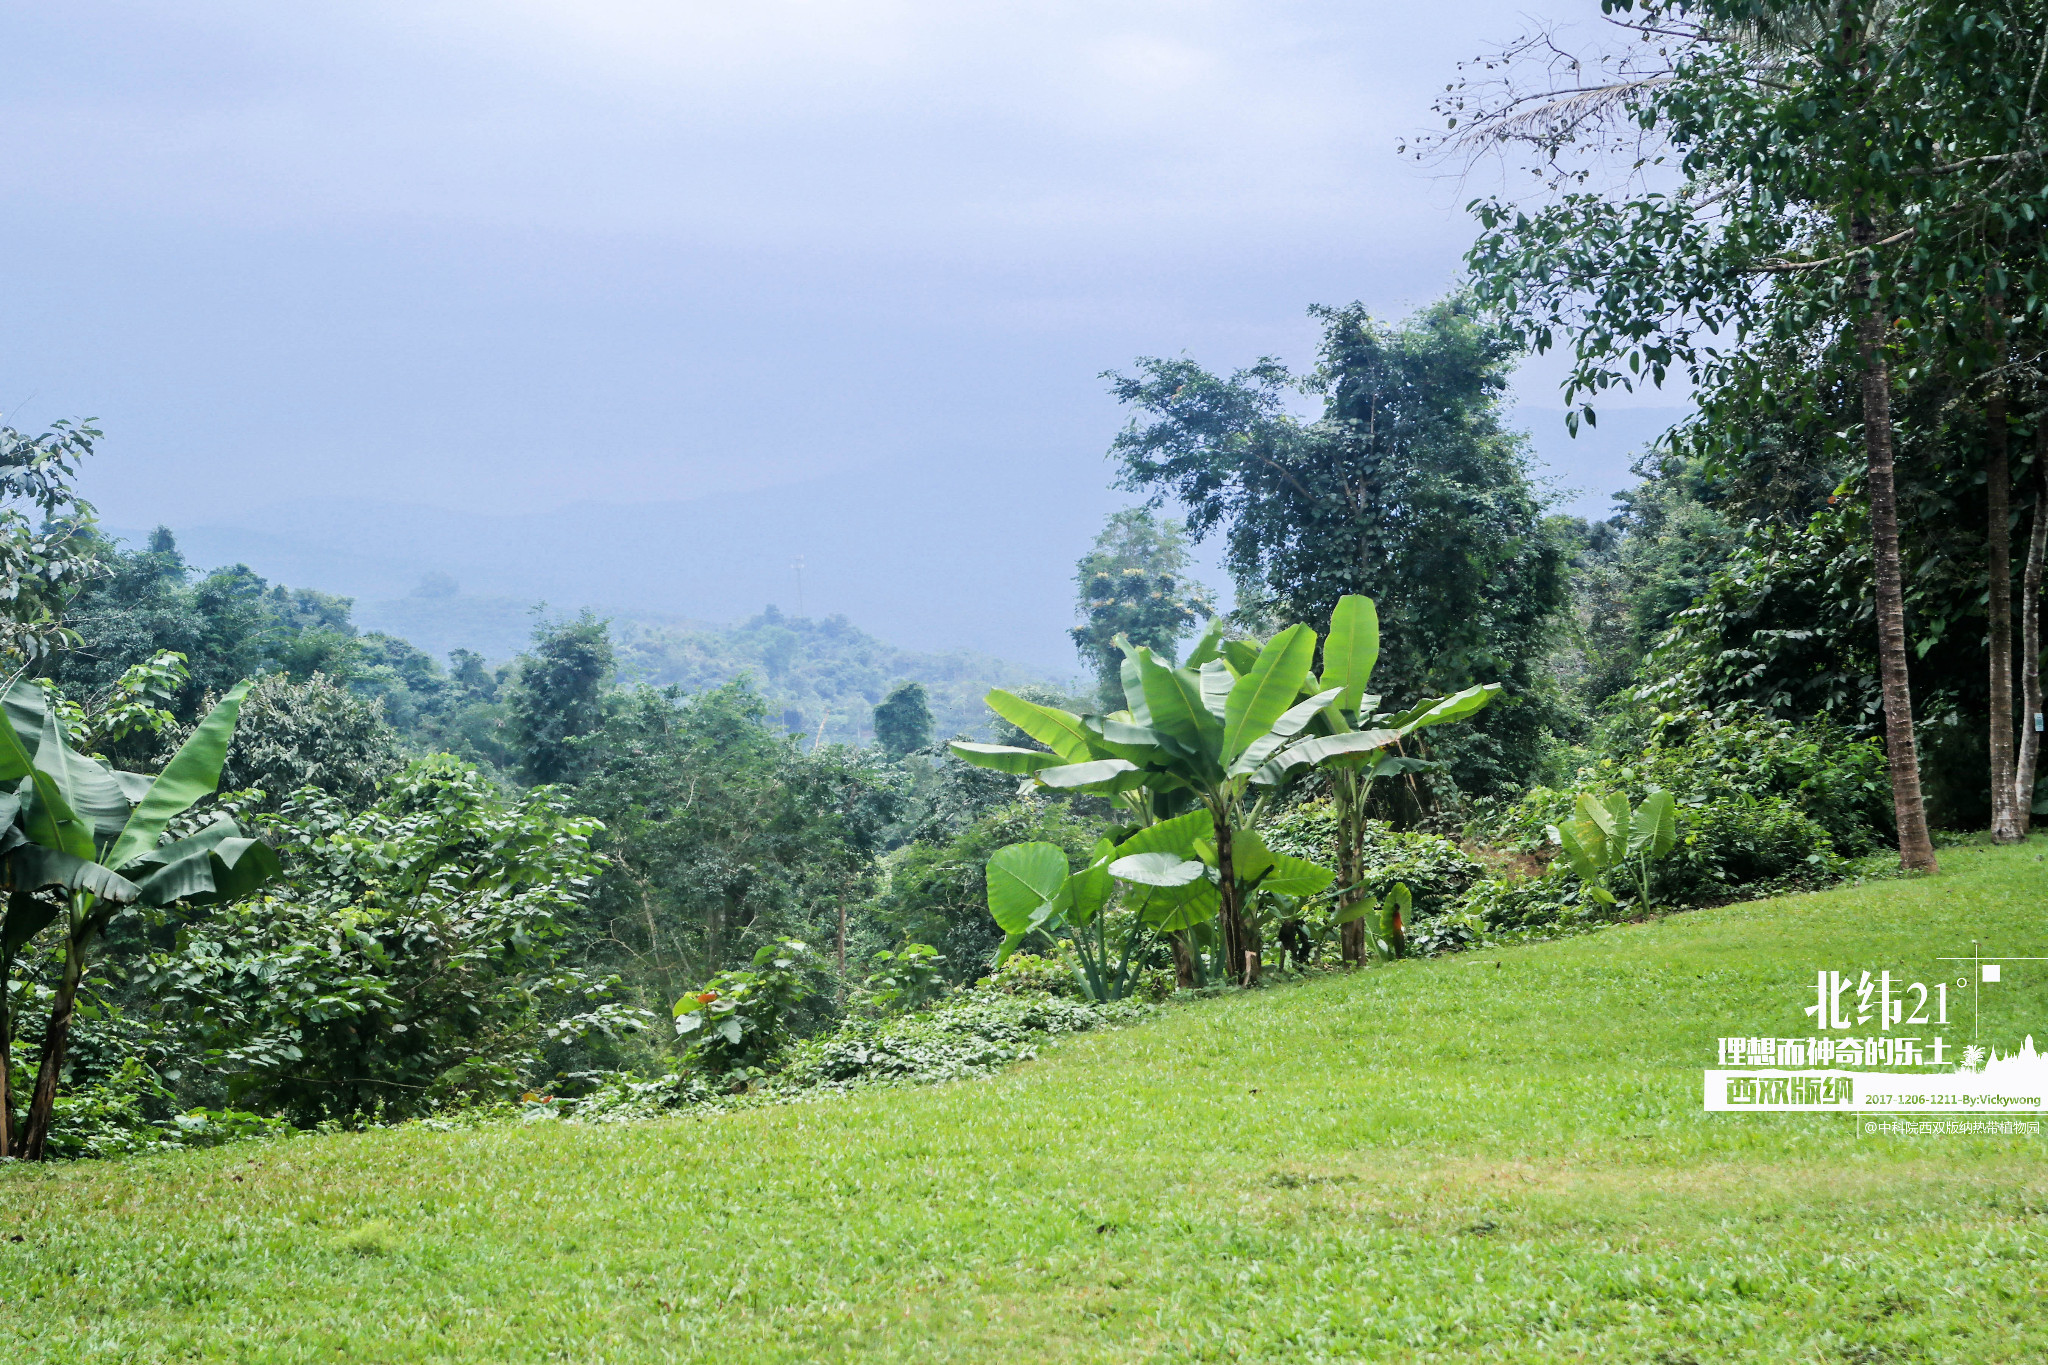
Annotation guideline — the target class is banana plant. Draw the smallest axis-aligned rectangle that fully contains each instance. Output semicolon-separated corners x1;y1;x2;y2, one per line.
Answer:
0;679;279;1160
1244;595;1501;962
1547;790;1678;912
955;622;1340;983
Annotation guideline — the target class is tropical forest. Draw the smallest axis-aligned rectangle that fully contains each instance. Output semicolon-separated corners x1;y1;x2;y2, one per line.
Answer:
4;1;2048;1361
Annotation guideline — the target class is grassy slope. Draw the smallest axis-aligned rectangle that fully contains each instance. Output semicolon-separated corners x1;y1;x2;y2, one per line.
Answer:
5;842;2048;1364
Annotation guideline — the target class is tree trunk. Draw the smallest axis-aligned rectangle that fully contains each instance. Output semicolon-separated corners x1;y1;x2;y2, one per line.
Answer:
2018;427;2048;837
1854;244;1939;873
18;926;87;1161
1212;807;1259;984
1170;930;1195;988
1989;378;2021;840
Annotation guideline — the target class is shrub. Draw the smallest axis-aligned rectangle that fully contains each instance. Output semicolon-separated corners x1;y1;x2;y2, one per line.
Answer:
1453;870;1592;932
1261;800;1483;921
777;992;1150;1091
977;951;1081;997
1658;798;1845;903
672;939;818;1083
1465;704;1890;858
856;943;951;1016
148;756;652;1124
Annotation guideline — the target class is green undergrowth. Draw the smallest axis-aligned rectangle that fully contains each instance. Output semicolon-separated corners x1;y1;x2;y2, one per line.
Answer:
5;839;2048;1363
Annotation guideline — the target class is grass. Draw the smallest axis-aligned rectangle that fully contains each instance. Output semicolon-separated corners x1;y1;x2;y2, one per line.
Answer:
5;839;2048;1363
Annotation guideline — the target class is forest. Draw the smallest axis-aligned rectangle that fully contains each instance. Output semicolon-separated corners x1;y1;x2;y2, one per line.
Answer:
1;0;2045;1164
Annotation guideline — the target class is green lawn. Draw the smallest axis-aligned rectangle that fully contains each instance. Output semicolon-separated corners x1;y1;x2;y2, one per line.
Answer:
6;841;2048;1363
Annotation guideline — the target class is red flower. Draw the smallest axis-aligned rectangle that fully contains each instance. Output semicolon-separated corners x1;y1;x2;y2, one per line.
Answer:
696;991;719;1005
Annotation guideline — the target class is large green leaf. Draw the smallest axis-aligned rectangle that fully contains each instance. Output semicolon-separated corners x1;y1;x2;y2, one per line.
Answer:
1259;851;1335;899
1080;716;1168;765
1220;639;1260;675
1134;875;1220;932
984;691;1095;762
984;842;1071;934
1394;683;1502;736
1067;838;1117;927
1034;758;1144;791
1;890;60;958
1322;596;1380;713
1231;686;1344;778
1555;816;1608;882
1255;727;1403;783
10;845;142;904
1183;617;1226;668
1136;650;1219;752
1629;790;1678;859
1113;810;1210;860
33;711;139;843
1116;649;1152;725
948;742;1068;776
1197;660;1235;721
1222;624;1316;763
106;681;251;872
1108;851;1206;886
129;818;281;907
0;680;48;782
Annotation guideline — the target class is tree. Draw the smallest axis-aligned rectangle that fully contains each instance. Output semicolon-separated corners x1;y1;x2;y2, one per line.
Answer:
202;672;404;811
0;419;103;665
1446;0;2048;864
1105;296;1565;796
1068;509;1214;705
872;680;934;757
507;613;614;785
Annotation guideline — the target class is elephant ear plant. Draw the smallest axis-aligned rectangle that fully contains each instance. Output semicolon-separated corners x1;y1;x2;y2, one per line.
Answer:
0;678;279;1160
1549;790;1679;913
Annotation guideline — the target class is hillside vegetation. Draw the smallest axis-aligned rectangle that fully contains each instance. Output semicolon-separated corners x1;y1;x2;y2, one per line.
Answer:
5;844;2044;1364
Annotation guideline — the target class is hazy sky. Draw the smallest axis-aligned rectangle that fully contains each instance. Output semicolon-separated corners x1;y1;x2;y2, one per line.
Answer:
0;1;1681;665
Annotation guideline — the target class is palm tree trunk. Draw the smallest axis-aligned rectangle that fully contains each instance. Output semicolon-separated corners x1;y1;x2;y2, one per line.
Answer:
1854;242;1939;872
18;923;87;1161
1990;381;2021;841
2018;428;2048;837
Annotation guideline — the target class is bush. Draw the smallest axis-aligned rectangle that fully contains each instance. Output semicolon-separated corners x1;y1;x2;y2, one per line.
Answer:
1659;798;1845;903
976;951;1080;997
672;938;818;1082
1261;800;1484;921
1465;704;1890;858
777;991;1150;1091
148;756;652;1124
856;943;952;1016
1453;870;1593;932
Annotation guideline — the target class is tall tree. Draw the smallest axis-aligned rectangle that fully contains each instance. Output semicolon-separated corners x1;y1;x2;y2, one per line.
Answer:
507;613;614;786
872;680;934;758
1068;509;1214;706
1105;296;1565;795
1442;0;2048;866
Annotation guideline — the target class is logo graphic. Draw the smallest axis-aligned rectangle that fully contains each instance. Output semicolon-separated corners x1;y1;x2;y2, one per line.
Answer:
1704;948;2045;1114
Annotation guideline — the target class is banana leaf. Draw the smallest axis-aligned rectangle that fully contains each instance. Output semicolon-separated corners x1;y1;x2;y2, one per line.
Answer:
10;846;142;904
1322;595;1380;713
107;681;252;873
948;742;1069;776
1222;624;1314;763
984;691;1096;762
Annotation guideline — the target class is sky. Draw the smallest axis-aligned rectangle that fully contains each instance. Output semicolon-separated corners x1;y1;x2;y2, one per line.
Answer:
0;1;1685;671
